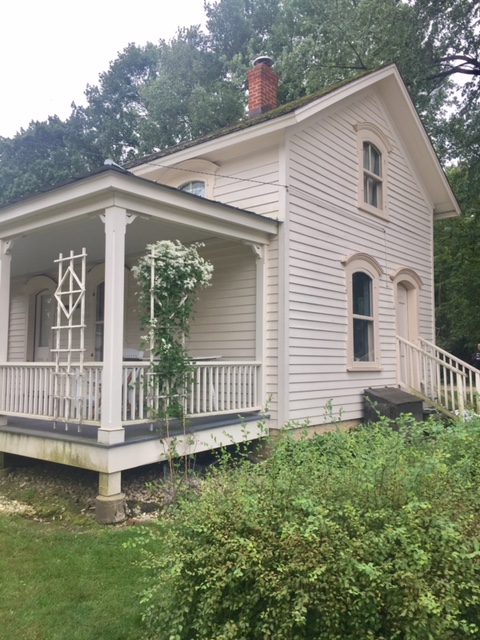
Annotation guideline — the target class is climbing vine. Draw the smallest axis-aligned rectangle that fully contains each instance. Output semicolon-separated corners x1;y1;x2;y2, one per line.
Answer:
133;240;213;419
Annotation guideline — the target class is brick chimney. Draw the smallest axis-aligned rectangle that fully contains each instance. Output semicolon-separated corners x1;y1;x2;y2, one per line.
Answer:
247;56;278;118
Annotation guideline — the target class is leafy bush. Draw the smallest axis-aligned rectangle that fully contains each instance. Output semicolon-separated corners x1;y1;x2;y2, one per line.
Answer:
136;418;480;639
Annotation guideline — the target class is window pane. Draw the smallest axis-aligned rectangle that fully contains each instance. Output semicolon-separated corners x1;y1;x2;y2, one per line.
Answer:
37;292;52;348
372;146;381;176
96;282;105;322
363;142;370;172
354;318;374;361
353;272;372;316
180;181;206;197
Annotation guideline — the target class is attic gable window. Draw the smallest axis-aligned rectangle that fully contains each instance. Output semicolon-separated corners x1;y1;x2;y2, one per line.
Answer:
180;180;206;197
354;123;392;220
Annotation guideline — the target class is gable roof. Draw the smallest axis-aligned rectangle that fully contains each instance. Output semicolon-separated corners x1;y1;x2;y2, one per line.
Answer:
128;64;460;220
125;71;368;169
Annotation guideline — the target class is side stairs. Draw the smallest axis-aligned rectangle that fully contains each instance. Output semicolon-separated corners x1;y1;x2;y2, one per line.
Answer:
397;336;480;420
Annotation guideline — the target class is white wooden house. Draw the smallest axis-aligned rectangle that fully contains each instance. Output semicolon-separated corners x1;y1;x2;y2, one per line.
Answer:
0;62;474;522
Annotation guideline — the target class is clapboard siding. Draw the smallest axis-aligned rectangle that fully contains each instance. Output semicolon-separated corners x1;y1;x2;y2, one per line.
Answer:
285;91;434;424
187;241;256;360
123;241;258;361
7;284;27;361
213;147;281;218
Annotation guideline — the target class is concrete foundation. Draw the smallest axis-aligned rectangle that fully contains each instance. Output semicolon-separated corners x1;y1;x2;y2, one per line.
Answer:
95;493;127;524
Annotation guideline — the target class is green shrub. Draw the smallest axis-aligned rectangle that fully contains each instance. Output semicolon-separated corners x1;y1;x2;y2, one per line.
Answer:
136;418;480;639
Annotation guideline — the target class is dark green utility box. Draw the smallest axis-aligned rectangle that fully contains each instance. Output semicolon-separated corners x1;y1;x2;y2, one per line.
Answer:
364;387;423;426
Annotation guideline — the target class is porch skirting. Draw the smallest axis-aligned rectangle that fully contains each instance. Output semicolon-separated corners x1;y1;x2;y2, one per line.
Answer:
0;412;265;475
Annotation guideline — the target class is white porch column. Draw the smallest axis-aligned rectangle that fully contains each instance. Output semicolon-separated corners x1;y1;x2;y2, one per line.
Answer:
0;241;12;362
254;244;267;410
98;207;127;444
0;241;12;427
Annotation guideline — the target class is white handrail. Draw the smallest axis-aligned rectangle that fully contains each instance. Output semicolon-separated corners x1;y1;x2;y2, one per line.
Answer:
396;336;477;417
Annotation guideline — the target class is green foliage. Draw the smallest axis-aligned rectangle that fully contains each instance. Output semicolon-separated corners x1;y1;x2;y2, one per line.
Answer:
136;419;480;639
72;42;162;162
0;116;102;207
141;27;245;149
132;241;213;418
434;163;480;358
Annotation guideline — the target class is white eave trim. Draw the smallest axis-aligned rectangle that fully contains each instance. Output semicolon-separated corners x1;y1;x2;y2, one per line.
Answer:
0;170;279;244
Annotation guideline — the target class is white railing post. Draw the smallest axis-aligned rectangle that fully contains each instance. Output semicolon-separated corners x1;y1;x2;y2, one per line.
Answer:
397;335;470;417
457;374;465;418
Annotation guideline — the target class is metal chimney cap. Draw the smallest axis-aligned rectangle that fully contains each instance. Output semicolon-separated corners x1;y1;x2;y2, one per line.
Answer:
253;56;274;68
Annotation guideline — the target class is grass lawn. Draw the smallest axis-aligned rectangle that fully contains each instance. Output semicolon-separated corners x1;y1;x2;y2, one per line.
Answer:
0;515;146;640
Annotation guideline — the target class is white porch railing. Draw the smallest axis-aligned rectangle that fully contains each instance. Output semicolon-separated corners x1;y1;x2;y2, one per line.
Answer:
123;360;261;421
0;360;262;426
397;336;480;417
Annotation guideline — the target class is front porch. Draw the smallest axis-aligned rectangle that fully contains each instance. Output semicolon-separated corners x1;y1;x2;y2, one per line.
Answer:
0;166;278;521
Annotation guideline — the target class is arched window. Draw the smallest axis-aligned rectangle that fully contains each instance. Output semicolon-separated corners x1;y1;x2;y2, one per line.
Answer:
354;123;392;220
343;253;383;370
352;271;374;362
180;180;206;197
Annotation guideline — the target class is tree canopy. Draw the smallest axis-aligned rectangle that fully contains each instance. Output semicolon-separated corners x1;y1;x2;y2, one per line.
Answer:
1;0;479;356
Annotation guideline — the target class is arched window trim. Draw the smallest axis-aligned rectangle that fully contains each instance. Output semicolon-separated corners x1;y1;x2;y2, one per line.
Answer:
389;267;423;289
343;254;383;371
162;159;219;200
390;266;423;345
21;275;57;361
354;123;392;220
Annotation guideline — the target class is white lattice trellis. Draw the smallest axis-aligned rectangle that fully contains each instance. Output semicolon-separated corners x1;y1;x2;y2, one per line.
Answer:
52;249;87;429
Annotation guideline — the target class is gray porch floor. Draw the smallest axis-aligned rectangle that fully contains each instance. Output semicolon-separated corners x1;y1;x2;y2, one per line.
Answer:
1;412;263;447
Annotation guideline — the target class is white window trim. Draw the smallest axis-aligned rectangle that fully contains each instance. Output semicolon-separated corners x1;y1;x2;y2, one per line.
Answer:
342;253;383;371
354;123;392;221
21;275;57;361
390;267;423;344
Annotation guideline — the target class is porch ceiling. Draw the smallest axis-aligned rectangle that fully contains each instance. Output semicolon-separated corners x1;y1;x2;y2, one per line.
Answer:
1;167;279;276
9;214;214;277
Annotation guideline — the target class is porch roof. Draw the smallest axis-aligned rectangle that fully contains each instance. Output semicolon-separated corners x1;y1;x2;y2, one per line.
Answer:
0;165;279;246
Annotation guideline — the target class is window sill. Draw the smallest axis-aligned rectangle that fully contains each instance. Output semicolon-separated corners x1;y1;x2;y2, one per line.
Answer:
358;202;389;221
347;364;383;372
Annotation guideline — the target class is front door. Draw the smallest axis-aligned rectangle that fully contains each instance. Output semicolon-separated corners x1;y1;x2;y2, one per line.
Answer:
396;283;419;389
34;290;53;361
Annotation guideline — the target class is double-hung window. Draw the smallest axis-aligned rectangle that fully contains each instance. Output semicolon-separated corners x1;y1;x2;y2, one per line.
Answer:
343;253;383;371
354;123;392;220
352;272;374;362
